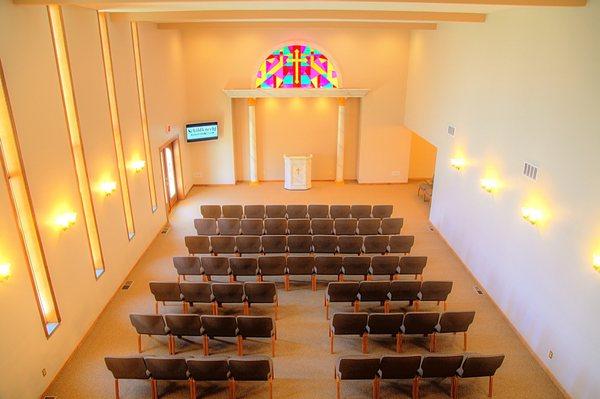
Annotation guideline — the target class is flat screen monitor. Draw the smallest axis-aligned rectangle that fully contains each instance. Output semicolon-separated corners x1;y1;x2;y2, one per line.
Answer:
186;122;218;142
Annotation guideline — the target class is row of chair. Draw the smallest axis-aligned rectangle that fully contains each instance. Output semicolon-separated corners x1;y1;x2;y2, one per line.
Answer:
185;234;415;256
329;311;475;354
174;256;428;291
194;217;404;236
325;280;452;317
105;355;273;399
150;281;278;317
200;204;394;220
130;314;276;356
335;353;505;399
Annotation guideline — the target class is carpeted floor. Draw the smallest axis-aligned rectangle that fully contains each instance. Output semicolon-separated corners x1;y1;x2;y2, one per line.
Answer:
45;182;564;398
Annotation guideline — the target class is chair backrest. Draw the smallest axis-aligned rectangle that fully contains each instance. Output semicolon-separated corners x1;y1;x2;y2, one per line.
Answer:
398;256;427;275
370;255;399;276
264;218;287;235
228;356;272;381
381;218;404;235
164;314;202;336
379;355;421;380
240;219;264;235
334;218;357;235
331;312;368;335
244;205;265;219
287;218;311;235
363;235;390;254
258;256;286;275
149;282;182;302
229;257;258;276
357;281;391;302
286;204;308;219
314;256;343;275
350;205;372;219
244;205;266;219
366;313;404;335
341;256;371;276
222;205;243;219
308;204;329;219
372;205;393;219
265;205;287;218
389;280;421;301
209;236;237;254
419;355;464;378
261;235;287;253
212;283;245;303
357;218;380;235
326;282;360;302
173;256;203;276
337;236;363;255
179;282;213;303
130;314;168;335
105;357;149;380
312;235;339;254
244;282;277;303
235;236;262;254
336;357;380;380
217;218;241;235
437;311;475;333
311;218;334;235
286;255;315;275
287;235;313;253
418;281;453;301
402;312;440;335
201;205;221;219
194;218;218;235
186;357;230;381
458;354;505;378
200;315;238;337
145;357;190;381
236;316;274;338
185;236;211;255
388;235;415;254
201;256;230;276
330;205;351;219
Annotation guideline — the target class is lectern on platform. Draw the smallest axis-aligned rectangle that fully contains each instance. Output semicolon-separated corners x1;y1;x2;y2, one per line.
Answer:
283;154;312;190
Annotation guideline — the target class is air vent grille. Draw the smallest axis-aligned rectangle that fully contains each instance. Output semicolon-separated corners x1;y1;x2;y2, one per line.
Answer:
523;162;538;180
447;125;455;137
122;280;133;290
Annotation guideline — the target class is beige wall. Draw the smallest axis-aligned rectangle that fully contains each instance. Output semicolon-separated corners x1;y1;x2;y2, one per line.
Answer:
404;3;600;398
181;25;412;184
408;131;437;180
233;97;359;181
0;2;186;397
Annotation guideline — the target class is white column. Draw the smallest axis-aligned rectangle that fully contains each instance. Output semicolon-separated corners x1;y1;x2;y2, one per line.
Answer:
248;98;258;183
335;97;346;183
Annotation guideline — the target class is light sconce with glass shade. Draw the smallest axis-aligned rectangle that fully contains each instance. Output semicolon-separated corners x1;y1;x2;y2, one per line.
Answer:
450;157;466;170
480;178;500;193
55;212;77;230
99;180;117;196
521;207;543;225
0;263;11;281
593;254;600;272
130;159;146;173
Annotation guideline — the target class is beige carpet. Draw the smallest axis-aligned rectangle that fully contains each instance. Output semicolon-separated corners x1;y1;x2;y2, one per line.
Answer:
45;182;564;399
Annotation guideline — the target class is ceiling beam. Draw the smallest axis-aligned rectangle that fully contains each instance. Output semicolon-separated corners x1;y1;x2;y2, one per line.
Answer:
110;10;486;23
157;21;438;29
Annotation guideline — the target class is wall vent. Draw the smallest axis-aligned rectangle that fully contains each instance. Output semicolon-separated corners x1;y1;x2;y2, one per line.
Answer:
122;280;134;290
523;162;538;180
447;125;456;137
474;286;484;295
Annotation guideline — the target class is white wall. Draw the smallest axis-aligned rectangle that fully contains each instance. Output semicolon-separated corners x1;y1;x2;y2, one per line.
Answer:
404;3;600;398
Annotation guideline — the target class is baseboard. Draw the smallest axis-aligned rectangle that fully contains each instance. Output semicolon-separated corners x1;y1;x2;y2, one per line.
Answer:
430;223;571;399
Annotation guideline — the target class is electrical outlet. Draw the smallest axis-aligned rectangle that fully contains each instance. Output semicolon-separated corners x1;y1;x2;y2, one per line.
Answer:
548;350;554;359
42;368;47;377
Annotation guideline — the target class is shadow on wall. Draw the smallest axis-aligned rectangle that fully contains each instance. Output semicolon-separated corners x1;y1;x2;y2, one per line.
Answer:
408;130;437;180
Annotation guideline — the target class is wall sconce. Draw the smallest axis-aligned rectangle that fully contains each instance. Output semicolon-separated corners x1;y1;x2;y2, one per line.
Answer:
130;159;146;173
0;263;11;281
99;181;117;196
521;207;543;225
480;178;499;193
593;254;600;272
450;158;466;170
55;212;77;230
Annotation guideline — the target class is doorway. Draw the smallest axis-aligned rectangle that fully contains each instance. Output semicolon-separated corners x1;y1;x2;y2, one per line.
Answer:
159;138;184;214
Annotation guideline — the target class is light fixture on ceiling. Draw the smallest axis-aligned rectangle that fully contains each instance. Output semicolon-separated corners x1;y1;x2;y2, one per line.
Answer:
99;180;117;196
521;207;543;225
55;212;77;230
593;254;600;272
480;178;499;193
130;159;146;173
0;263;11;281
450;157;466;170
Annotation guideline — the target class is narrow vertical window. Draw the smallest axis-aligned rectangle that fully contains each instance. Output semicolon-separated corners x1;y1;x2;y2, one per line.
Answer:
130;21;158;213
0;62;61;336
97;12;136;240
48;5;105;277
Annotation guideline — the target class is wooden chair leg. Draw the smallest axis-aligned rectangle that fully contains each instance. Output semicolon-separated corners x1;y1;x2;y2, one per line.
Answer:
114;379;120;399
451;376;456;399
272;336;275;356
354;301;360;312
396;333;402;353
151;379;158;399
154;301;159;314
488;376;493;397
188;379;194;399
269;377;273;399
243;301;250;315
453;377;459;399
415;301;419;311
274;298;278;320
203;336;209;356
230;379;236;399
237;336;243;356
330;334;334;354
169;335;174;355
429;334;436;352
284;274;289;290
311;275;316;291
372;378;378;399
336;377;341;399
464;332;467;351
362;333;368;353
414;377;420;399
183;302;189;314
326;303;329;320
137;334;142;353
444;301;448;311
384;301;389;313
